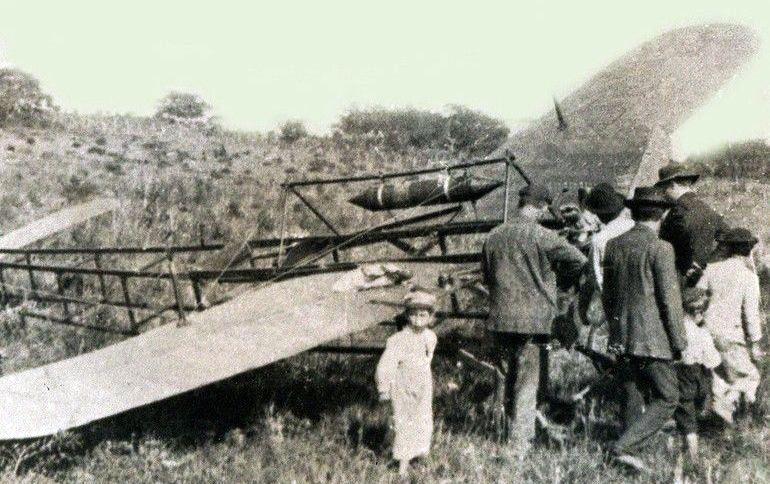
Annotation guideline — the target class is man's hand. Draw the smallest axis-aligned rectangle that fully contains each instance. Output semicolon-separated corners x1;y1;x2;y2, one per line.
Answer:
750;344;766;363
378;391;390;402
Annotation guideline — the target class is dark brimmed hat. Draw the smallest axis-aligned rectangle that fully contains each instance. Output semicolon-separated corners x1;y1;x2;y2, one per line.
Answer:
716;227;758;246
584;182;625;215
518;183;552;205
655;162;700;187
624;186;675;209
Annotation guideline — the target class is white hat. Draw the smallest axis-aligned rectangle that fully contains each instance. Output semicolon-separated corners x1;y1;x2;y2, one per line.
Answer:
403;289;437;310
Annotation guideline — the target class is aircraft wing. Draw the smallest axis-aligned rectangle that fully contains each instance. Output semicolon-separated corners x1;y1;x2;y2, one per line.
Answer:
0;262;455;440
490;23;759;202
0;198;119;258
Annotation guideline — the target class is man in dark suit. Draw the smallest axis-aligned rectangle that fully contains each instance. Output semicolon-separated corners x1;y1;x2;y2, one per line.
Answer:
482;183;586;451
602;186;688;469
656;162;728;286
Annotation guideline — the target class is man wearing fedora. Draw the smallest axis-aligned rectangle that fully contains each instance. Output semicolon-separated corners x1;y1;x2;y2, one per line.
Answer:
656;162;727;287
602;186;687;468
580;183;635;320
482;183;586;451
579;183;638;428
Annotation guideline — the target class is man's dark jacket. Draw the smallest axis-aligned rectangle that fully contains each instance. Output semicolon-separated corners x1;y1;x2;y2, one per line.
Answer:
659;191;727;278
482;217;586;335
602;224;687;360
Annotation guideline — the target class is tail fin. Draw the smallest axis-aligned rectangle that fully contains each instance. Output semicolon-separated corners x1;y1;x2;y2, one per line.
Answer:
628;126;671;196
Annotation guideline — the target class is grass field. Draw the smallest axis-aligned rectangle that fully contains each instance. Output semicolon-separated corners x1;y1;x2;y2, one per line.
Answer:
0;117;767;482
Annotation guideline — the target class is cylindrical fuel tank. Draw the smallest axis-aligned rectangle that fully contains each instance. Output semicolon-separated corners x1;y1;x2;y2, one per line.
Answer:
348;175;502;211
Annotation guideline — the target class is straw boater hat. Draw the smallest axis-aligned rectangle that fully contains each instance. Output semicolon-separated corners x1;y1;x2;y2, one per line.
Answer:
716;227;758;246
403;289;437;311
655;162;700;187
623;186;676;209
584;182;625;215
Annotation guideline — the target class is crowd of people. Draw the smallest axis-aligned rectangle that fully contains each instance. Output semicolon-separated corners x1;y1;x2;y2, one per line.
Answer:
374;161;766;475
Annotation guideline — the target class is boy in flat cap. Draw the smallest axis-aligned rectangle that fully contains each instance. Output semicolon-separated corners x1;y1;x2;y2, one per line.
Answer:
602;186;687;469
376;288;438;476
696;228;765;422
482;183;586;451
656;161;728;287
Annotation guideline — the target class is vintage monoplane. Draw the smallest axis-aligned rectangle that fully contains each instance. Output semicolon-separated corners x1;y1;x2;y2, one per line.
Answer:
0;23;758;440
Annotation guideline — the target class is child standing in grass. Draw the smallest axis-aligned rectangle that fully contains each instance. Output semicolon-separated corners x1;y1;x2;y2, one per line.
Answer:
376;289;438;477
697;228;766;422
675;287;721;460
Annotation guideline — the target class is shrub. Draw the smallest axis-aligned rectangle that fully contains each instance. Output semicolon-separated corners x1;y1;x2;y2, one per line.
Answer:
445;104;510;157
0;68;58;127
154;91;213;125
60;173;100;203
279;120;308;144
688;139;770;181
334;107;445;152
333;106;509;157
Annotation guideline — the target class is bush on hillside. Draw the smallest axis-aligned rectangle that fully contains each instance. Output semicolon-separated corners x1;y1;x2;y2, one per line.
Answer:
279;120;308;144
333;106;509;157
334;107;446;152
445;104;510;157
155;91;214;125
0;68;58;127
688;139;770;181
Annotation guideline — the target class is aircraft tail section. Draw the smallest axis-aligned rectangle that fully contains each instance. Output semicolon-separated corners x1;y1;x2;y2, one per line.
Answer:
627;126;673;196
489;24;759;203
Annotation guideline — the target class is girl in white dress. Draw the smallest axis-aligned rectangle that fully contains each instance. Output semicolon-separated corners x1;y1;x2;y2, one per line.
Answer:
376;289;438;476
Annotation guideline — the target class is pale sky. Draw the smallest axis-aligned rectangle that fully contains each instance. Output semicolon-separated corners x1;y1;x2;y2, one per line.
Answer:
0;0;767;155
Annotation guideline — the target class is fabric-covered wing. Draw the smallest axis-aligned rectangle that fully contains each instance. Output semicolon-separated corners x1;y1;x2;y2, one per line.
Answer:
0;262;451;440
0;198;119;258
489;23;759;204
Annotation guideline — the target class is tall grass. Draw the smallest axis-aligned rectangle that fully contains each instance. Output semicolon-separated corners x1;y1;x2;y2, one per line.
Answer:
0;115;766;481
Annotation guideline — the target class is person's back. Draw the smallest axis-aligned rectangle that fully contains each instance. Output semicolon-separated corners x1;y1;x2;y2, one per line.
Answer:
603;225;685;359
484;218;584;335
655;163;727;284
698;257;761;347
660;192;726;275
583;183;635;292
674;287;720;460
602;186;688;469
481;183;586;450
696;228;764;419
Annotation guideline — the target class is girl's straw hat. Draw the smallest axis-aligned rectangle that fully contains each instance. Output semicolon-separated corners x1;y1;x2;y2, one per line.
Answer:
403;289;437;311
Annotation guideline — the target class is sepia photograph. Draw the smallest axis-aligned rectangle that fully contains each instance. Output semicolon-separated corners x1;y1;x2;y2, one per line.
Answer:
0;1;767;482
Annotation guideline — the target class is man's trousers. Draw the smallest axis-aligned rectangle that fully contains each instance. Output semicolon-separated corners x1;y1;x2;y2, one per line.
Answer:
612;356;679;454
490;332;546;449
